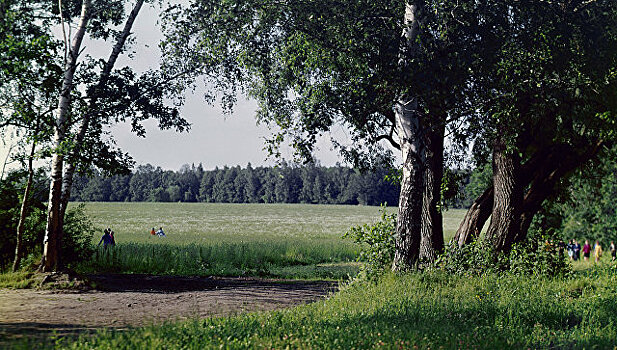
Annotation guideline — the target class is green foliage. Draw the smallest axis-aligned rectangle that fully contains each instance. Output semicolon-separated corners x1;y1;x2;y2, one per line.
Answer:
508;232;571;277
343;206;396;277
72;163;400;206
47;268;617;349
0;171;98;272
61;204;96;269
439;230;571;277
547;147;617;245
460;162;492;207
0;170;47;271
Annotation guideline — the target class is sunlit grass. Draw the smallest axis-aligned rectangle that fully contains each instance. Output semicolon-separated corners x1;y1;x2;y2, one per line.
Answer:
73;203;467;279
54;266;617;349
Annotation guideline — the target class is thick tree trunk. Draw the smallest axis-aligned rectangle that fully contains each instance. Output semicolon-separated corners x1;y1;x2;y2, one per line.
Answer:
12;141;36;272
391;2;425;271
419;123;444;262
41;0;91;272
452;187;493;247
392;97;425;271
515;141;604;242
484;137;523;252
60;0;145;220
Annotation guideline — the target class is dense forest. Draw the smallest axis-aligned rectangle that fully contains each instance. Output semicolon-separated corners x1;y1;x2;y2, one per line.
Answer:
69;163;402;206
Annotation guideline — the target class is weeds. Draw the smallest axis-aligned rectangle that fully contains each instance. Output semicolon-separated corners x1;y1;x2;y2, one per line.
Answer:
52;267;617;349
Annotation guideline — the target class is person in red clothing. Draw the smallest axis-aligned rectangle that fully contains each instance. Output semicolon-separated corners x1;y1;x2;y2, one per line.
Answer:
150;227;156;236
582;240;592;261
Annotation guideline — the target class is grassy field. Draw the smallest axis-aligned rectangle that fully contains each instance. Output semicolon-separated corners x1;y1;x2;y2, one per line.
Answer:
74;203;466;279
44;265;617;349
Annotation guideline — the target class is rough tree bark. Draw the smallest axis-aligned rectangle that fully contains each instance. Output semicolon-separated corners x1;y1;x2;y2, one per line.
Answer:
12;140;37;272
41;0;91;272
391;2;426;271
515;141;604;243
452;187;493;247
60;0;145;220
419;123;444;262
483;136;523;252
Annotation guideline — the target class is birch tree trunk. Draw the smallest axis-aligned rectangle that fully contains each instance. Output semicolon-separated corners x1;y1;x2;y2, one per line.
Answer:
60;0;145;220
391;2;425;271
392;97;425;270
419;123;444;262
12;140;36;272
41;0;91;272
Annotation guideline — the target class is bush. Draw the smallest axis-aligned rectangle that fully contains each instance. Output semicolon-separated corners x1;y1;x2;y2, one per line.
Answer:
0;170;47;271
343;205;396;277
438;230;571;277
62;204;97;268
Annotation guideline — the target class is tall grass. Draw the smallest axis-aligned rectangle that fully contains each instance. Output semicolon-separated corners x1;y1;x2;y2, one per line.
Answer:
52;266;617;349
80;241;359;279
75;203;466;278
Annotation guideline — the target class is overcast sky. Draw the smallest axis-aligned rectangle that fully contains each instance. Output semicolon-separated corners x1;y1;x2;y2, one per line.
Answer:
0;2;345;172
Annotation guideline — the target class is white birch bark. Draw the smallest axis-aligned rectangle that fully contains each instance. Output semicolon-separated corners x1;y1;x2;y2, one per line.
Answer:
60;0;145;219
391;3;426;271
41;0;91;272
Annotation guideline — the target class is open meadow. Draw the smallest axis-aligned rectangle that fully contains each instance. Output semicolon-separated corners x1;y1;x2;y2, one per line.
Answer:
76;202;466;279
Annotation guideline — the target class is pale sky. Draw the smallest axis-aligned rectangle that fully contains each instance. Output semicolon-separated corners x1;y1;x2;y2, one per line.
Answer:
0;2;346;172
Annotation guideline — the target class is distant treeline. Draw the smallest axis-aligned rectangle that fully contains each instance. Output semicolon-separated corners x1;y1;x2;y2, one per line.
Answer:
70;164;401;206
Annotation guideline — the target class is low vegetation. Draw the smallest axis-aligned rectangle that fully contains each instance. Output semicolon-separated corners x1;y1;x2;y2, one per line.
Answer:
81;241;359;279
74;203;400;279
46;265;617;349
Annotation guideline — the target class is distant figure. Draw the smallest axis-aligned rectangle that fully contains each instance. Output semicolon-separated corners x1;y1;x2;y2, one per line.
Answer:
582;240;591;261
594;240;603;263
156;227;166;237
150;227;156;236
109;228;116;246
557;240;565;258
567;240;574;260
610;242;616;261
98;230;113;248
573;240;581;261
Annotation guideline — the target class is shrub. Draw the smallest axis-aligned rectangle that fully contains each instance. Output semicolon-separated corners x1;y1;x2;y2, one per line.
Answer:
438;230;571;277
62;204;97;268
0;170;47;271
343;205;396;277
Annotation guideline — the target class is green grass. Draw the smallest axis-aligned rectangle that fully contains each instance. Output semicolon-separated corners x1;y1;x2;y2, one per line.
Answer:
0;271;39;289
75;203;467;279
48;265;617;349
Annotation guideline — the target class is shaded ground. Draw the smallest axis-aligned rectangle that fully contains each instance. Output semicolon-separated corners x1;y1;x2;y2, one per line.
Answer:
0;274;337;344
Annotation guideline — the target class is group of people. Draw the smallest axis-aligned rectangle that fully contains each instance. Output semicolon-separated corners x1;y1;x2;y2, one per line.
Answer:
150;227;166;237
98;228;116;248
566;239;616;263
98;226;168;247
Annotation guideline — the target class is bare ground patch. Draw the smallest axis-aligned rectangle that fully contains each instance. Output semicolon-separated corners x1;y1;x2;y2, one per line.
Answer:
0;274;337;344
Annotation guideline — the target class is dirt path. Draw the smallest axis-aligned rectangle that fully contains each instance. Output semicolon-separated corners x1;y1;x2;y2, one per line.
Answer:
0;274;337;342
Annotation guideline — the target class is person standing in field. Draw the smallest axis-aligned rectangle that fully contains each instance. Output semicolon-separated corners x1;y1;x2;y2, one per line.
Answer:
567;240;574;260
610;242;616;261
594;240;603;263
98;229;113;248
573;240;581;261
150;227;156;236
156;227;166;237
109;229;116;246
582;240;591;261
